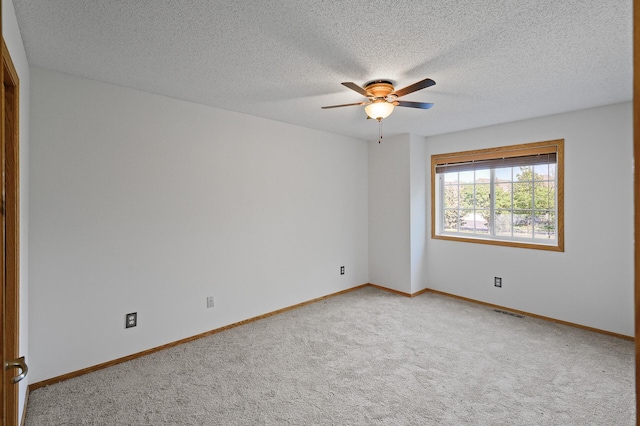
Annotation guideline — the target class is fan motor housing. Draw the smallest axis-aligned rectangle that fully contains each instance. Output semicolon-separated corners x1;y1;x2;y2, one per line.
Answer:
364;80;394;98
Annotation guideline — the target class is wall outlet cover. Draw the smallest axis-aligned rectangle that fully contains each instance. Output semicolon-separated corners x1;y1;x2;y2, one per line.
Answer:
126;312;137;328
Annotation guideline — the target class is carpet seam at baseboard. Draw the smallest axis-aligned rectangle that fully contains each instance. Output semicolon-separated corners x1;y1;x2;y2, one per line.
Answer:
29;283;371;390
29;282;632;390
422;287;633;341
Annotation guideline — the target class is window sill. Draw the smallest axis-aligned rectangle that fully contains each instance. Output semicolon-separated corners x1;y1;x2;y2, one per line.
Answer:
432;234;564;252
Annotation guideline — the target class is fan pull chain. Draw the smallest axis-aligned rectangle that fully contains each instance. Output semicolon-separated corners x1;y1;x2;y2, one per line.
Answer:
378;118;383;143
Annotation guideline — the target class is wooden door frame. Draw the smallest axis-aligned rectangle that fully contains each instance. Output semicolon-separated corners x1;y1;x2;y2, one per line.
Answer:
1;36;20;426
635;0;640;420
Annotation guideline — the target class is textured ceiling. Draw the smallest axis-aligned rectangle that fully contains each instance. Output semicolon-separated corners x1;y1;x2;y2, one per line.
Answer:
12;0;632;141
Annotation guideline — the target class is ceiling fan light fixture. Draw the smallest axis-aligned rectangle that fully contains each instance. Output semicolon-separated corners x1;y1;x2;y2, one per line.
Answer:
364;101;394;120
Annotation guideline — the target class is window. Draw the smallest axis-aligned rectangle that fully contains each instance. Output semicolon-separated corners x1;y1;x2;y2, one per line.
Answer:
431;139;564;251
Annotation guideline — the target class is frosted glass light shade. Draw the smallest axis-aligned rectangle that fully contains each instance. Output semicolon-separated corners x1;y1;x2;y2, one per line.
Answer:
365;101;394;120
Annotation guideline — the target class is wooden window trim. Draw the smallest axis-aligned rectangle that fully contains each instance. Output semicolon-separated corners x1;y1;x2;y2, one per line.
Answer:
431;139;565;252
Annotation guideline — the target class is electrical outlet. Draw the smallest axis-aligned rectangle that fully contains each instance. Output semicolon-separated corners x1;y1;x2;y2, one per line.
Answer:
125;312;137;328
206;296;214;308
340;266;345;275
494;277;502;288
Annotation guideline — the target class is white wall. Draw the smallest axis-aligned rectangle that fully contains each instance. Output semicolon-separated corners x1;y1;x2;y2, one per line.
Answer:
409;134;428;294
27;67;633;386
368;133;429;295
425;102;633;336
368;134;411;293
29;68;369;382
3;0;30;420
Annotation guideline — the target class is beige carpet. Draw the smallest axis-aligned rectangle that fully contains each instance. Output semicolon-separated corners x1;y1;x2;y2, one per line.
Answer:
25;286;635;425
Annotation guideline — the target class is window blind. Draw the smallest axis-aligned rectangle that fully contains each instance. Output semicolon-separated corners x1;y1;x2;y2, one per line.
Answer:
435;153;557;174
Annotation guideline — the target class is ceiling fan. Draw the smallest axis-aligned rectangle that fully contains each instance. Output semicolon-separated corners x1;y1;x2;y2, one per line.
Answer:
321;77;436;121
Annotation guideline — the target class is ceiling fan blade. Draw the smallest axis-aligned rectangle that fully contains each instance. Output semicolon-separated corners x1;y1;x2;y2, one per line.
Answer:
321;101;369;109
392;78;436;98
342;82;371;97
396;101;434;110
